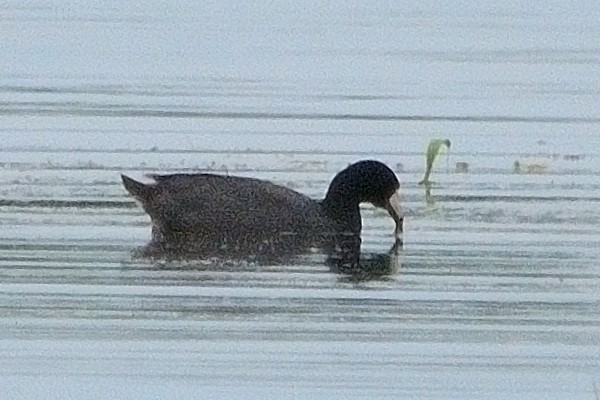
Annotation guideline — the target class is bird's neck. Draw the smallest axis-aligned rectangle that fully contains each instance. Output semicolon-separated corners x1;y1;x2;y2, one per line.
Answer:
322;195;362;233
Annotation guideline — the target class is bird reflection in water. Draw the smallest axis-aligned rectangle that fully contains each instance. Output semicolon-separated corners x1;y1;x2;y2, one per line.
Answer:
326;233;404;282
328;245;404;283
143;239;404;283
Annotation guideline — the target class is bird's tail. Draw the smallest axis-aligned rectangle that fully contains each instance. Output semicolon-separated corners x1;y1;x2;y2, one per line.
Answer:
121;174;153;202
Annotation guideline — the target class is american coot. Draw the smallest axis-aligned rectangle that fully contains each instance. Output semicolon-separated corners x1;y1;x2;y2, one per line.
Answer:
121;160;403;264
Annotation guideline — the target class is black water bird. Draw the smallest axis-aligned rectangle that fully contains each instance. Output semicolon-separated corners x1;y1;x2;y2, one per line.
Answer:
121;160;404;270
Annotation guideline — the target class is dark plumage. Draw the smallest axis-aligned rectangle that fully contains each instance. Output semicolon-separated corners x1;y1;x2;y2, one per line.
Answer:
121;160;403;264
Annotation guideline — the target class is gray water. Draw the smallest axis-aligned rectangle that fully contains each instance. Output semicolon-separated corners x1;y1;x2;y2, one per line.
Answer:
1;1;600;399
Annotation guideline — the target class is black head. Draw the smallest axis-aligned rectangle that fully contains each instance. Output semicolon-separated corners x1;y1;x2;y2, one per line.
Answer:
323;160;403;242
325;160;399;205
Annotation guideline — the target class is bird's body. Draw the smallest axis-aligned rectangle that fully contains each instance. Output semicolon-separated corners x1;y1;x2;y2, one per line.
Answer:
124;173;335;256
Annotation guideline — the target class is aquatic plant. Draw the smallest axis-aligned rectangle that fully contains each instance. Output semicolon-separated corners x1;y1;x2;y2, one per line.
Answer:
418;138;451;185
